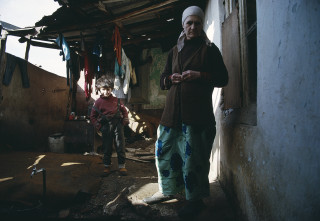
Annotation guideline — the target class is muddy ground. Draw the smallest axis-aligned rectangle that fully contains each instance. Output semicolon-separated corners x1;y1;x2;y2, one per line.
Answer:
0;135;238;221
66;137;237;221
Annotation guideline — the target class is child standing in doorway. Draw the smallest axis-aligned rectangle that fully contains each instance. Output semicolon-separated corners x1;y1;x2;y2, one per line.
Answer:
90;75;129;176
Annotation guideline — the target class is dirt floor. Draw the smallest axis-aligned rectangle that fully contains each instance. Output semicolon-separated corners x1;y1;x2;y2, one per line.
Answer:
0;137;239;221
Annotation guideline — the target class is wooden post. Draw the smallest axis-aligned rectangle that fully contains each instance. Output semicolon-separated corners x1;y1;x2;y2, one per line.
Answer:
25;39;31;61
0;26;7;103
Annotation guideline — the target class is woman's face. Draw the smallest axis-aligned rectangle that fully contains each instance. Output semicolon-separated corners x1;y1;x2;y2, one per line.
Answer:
183;15;203;40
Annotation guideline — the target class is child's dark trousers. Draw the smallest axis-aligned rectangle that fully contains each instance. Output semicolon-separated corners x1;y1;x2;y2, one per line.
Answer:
101;118;126;166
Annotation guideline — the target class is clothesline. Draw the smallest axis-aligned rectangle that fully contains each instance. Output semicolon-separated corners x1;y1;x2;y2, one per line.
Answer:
55;25;138;100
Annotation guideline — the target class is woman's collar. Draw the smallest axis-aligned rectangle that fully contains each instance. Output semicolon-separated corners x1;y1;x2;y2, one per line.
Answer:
177;30;211;52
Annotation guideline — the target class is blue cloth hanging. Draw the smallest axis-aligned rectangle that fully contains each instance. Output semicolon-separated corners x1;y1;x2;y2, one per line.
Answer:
55;33;70;61
2;53;30;88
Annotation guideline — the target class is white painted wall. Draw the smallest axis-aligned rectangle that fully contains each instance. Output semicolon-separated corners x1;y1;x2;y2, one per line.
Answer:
203;0;225;50
255;0;320;219
219;0;320;220
203;0;227;182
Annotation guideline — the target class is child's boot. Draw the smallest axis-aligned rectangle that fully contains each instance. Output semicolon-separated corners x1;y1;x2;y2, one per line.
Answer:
119;168;127;176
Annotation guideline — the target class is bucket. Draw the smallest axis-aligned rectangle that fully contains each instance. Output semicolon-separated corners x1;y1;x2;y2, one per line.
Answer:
48;133;65;153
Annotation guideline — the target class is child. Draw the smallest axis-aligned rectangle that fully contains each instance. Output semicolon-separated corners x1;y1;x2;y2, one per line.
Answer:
90;75;129;176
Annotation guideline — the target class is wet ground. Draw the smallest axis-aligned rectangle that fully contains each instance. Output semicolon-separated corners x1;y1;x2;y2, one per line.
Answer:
0;138;239;221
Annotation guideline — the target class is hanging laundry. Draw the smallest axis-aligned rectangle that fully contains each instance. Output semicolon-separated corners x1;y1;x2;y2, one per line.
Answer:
113;79;126;99
111;25;121;66
114;75;121;90
114;56;124;78
92;35;103;57
121;48;131;94
84;53;95;98
2;53;30;88
55;33;70;61
92;35;104;77
129;61;137;86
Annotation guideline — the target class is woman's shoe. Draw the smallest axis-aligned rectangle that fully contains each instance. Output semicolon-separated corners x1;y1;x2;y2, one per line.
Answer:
143;191;174;204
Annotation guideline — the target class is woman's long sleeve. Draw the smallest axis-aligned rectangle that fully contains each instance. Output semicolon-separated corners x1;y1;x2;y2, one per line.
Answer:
205;44;229;87
160;49;173;90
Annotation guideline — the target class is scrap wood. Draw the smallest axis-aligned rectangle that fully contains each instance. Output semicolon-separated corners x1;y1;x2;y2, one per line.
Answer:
137;155;154;160
125;148;136;153
113;152;148;162
125;156;150;163
134;151;154;156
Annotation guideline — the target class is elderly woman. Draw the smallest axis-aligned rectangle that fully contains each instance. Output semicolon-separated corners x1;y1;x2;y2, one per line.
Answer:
143;6;228;218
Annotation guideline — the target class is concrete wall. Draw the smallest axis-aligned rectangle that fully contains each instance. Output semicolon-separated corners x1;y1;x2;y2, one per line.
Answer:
217;0;320;220
0;54;70;150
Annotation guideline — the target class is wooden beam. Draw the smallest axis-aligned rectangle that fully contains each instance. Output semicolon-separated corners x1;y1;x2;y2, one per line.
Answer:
102;0;126;3
25;39;31;61
29;40;60;49
0;32;7;100
122;29;176;46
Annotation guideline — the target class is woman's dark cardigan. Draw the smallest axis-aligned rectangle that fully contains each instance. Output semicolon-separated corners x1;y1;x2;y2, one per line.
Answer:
160;37;229;128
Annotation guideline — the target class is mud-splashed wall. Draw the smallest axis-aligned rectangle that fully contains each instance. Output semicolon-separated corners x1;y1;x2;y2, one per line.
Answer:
0;53;70;150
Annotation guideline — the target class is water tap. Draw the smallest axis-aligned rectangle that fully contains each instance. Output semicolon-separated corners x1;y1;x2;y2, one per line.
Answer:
31;165;46;178
30;165;47;202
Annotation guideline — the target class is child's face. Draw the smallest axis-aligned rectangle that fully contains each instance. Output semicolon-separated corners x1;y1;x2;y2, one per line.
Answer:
100;87;113;97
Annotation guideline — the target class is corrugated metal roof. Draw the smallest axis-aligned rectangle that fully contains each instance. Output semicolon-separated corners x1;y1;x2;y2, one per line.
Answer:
0;21;21;31
29;0;208;52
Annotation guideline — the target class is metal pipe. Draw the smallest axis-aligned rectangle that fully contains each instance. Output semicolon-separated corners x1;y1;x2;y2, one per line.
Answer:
31;166;46;203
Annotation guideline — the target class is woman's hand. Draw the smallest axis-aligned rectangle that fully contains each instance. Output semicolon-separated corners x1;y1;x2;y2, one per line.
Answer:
170;71;200;84
171;73;183;84
181;70;201;81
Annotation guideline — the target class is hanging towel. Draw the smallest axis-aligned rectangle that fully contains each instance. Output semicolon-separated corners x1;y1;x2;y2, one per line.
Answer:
2;53;30;88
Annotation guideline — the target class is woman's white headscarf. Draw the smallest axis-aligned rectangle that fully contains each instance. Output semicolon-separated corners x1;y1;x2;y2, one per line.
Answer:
181;6;204;25
177;6;211;51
